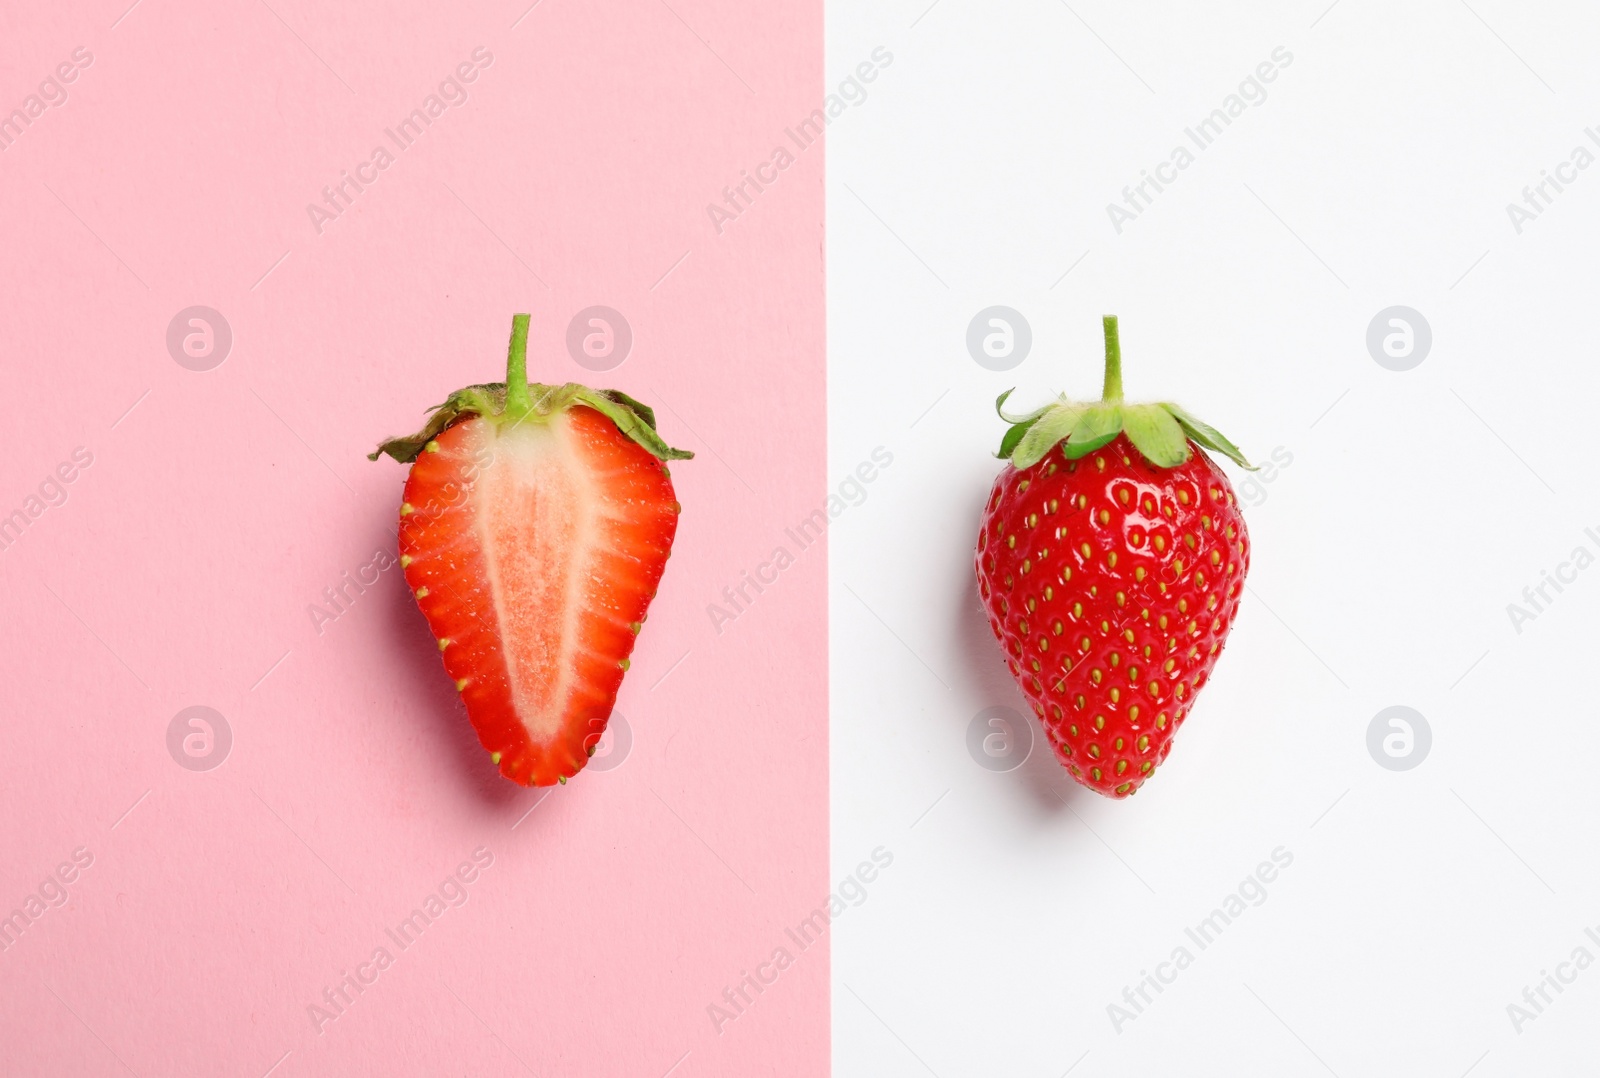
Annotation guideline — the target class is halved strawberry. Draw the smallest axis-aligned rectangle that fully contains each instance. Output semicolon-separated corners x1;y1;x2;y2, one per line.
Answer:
370;315;691;786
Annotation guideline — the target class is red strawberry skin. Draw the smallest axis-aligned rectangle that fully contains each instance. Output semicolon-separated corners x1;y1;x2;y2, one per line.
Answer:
975;433;1250;797
397;405;681;787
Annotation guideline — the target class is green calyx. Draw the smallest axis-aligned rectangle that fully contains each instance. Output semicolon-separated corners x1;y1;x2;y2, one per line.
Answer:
369;314;694;465
994;315;1253;471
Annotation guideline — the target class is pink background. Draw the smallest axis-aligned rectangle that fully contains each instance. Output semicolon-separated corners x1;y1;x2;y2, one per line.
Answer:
0;1;826;1074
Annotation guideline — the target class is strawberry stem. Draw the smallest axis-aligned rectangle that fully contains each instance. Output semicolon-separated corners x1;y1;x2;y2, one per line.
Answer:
505;313;532;417
1101;314;1124;402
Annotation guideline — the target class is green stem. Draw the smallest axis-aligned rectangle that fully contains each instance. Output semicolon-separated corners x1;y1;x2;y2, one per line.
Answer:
504;313;532;416
1101;314;1123;402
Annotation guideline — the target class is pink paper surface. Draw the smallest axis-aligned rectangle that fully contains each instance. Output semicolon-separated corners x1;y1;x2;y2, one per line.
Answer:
0;2;826;1074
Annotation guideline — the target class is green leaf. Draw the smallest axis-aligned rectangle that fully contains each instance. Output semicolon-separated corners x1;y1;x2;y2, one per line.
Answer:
995;389;1052;427
371;382;693;464
1163;403;1254;470
572;387;694;461
1011;404;1085;469
1122;404;1190;467
996;419;1036;459
368;384;504;463
599;389;659;432
1061;404;1122;459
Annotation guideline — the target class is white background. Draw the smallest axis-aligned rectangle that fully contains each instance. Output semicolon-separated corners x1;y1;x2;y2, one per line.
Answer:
828;1;1600;1073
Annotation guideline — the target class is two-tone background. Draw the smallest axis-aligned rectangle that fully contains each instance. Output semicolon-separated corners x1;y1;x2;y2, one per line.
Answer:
3;0;1597;1074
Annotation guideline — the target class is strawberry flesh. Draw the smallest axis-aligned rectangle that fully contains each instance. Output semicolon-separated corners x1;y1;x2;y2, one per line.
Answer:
399;405;680;786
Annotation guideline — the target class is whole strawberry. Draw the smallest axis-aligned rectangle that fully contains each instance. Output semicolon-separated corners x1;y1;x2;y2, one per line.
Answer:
975;316;1252;798
372;314;691;787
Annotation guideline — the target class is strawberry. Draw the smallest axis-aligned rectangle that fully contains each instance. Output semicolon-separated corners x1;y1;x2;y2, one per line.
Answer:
370;314;692;787
974;316;1253;798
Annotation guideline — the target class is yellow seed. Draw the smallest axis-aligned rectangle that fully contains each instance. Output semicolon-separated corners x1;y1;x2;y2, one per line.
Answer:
1091;767;1102;781
1007;535;1017;549
400;503;415;516
438;638;451;651
1177;489;1190;504
425;440;440;453
1098;509;1110;524
1108;552;1118;568
1118;489;1130;505
619;658;631;671
455;677;469;691
1109;687;1121;702
1075;694;1086;710
1116;760;1128;774
415;586;430;599
1154;535;1166;552
491;751;502;764
1141;762;1153;773
1053;620;1064;635
1148;681;1161;697
1137;735;1150;751
1088;744;1101;758
1116;591;1126;607
1156;712;1168;728
1069;724;1078;736
399;554;413;568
